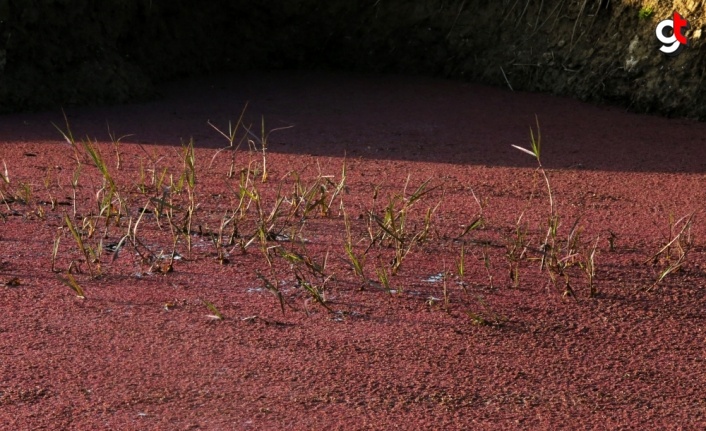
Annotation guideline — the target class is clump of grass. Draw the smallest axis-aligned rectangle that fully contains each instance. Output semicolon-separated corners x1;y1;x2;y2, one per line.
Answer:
127;202;160;268
296;272;333;314
0;161;38;214
207;212;234;264
173;138;198;254
465;295;506;327
583;235;600;297
375;263;393;295
242;117;293;183
248;183;287;264
448;246;504;320
323;161;348;217
549;217;583;300
0;159;11;213
285;161;348;220
275;238;334;314
638;6;654;19
178;138;197;191
512;119;607;299
342;205;368;287
16;182;32;205
83;138;124;230
208;103;249;178
64;214;98;277
367;177;441;275
512;117;559;273
513;116;577;298
646;212;695;291
106;123;132;171
135;145;166;194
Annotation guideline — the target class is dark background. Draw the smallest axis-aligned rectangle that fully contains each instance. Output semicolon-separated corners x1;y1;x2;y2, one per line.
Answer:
1;1;704;117
0;1;391;111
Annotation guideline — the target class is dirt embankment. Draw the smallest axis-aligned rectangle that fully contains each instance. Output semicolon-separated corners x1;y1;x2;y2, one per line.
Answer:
346;0;706;118
1;1;705;117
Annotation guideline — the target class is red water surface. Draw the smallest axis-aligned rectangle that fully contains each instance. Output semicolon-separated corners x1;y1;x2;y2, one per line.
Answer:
2;71;706;430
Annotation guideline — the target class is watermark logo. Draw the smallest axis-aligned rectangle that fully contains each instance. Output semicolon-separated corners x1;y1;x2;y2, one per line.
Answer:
656;12;689;55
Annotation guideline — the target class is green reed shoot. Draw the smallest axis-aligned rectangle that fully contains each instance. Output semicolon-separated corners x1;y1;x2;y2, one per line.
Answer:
343;207;367;285
585;235;599;297
0;160;10;214
482;245;494;289
83;138;122;223
505;214;528;288
58;273;85;299
459;187;486;239
106;123;132;171
71;163;81;217
376;264;393;295
256;270;286;315
296;271;333;313
208;102;249;178
367;178;439;274
64;214;95;277
52;110;82;164
242;117;294;183
0;160;8;185
203;299;224;321
442;265;450;311
51;228;62;273
324;160;347;216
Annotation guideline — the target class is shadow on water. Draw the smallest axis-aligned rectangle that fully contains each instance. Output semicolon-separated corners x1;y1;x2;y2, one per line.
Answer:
1;70;705;174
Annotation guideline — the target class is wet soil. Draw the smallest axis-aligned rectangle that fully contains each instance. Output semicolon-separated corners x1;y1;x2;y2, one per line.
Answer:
2;72;706;430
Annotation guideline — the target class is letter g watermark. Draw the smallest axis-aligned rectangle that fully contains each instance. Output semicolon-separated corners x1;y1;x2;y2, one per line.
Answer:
656;12;689;55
